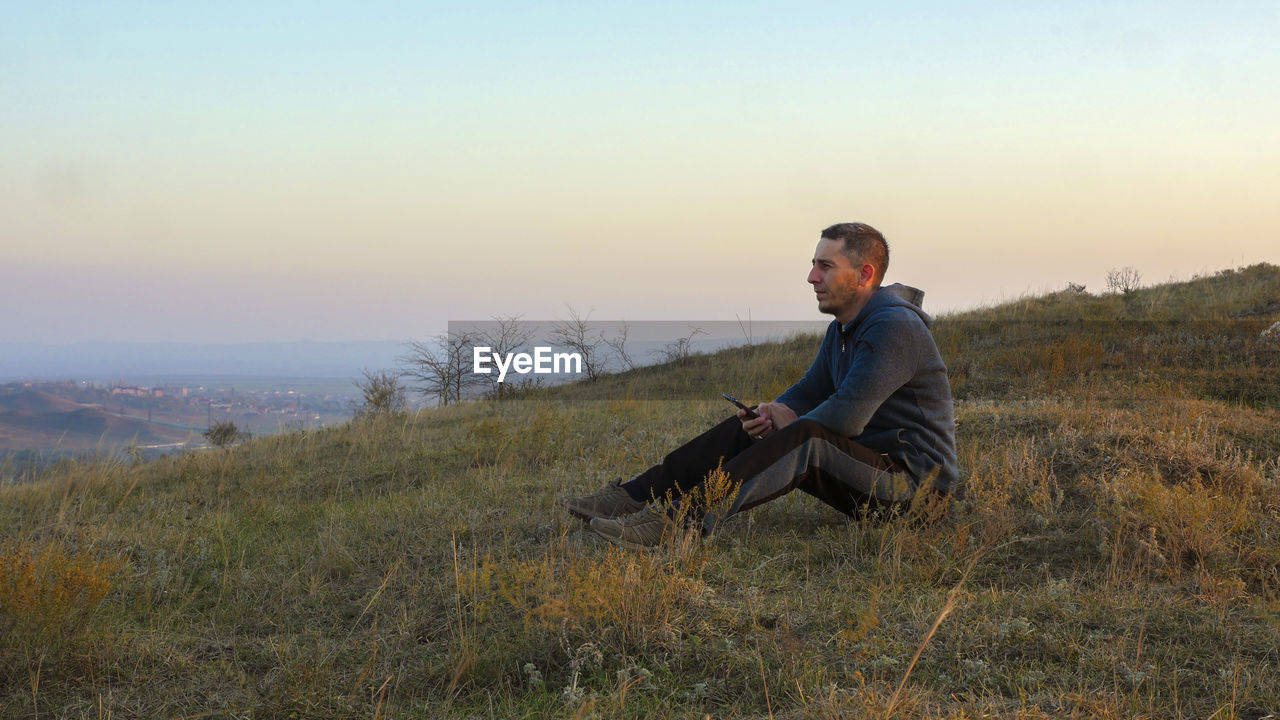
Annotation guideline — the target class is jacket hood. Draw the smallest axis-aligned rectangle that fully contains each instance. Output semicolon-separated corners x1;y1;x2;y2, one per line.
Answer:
841;282;932;331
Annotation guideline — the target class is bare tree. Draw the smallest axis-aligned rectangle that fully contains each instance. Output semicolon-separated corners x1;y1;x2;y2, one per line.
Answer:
551;306;605;381
1106;267;1142;295
401;331;479;406
603;321;637;372
476;315;534;399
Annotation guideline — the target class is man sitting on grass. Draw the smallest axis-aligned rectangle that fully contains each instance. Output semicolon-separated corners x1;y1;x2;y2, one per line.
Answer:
560;222;958;548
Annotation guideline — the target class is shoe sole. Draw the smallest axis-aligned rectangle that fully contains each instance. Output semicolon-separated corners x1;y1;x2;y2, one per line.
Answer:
590;524;660;551
588;517;669;551
559;498;644;523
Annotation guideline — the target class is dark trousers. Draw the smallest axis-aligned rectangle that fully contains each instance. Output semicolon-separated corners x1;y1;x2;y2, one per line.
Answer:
623;416;917;532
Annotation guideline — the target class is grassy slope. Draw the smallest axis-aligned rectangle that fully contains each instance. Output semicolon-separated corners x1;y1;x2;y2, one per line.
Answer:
2;265;1278;719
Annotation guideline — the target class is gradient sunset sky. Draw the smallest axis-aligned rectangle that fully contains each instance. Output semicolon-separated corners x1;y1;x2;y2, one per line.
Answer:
4;2;1277;343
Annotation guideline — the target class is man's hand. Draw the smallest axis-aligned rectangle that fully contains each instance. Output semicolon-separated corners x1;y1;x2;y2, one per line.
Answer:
737;402;799;440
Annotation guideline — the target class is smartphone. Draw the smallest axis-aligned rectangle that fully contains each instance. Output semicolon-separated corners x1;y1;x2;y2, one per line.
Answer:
722;393;758;419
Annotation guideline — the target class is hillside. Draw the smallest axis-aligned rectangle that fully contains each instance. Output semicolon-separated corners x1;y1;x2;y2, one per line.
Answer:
0;389;192;452
1;265;1278;718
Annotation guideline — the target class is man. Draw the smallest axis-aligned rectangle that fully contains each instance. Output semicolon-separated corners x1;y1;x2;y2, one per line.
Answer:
560;222;957;549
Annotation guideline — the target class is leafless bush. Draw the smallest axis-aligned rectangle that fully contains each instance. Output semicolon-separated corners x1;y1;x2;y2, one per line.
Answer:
1106;267;1142;294
352;368;407;417
203;420;243;449
654;326;706;365
603;321;636;372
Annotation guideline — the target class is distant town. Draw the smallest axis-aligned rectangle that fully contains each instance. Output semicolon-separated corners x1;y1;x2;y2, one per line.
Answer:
3;378;362;436
0;377;380;481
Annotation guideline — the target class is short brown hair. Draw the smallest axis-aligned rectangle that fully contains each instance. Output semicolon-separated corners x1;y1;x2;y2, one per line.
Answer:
821;222;889;286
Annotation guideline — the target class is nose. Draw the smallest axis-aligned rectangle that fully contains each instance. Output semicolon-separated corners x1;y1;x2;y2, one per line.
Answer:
807;266;821;285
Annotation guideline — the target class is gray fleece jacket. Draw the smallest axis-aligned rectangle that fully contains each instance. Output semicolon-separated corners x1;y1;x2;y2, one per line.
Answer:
775;283;958;494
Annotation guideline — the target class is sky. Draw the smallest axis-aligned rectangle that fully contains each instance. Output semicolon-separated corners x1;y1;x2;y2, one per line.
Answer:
3;1;1277;343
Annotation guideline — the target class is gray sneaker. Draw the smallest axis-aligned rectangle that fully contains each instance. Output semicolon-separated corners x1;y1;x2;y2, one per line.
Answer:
589;504;672;550
559;478;645;521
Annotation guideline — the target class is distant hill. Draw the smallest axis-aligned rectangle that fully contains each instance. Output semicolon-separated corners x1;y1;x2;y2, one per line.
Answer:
943;261;1280;323
0;340;407;381
0;389;84;415
0;389;192;451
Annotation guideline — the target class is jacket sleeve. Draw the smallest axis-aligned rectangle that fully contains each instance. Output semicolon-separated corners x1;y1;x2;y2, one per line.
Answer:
774;332;832;415
801;315;922;437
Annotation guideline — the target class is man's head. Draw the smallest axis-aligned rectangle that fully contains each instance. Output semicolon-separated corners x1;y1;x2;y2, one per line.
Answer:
820;222;888;287
808;222;888;325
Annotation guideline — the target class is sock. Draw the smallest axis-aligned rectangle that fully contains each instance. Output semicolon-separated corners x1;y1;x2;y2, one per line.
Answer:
620;477;652;503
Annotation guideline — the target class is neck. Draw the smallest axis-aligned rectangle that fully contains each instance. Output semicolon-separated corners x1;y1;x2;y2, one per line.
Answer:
835;284;883;325
835;295;872;326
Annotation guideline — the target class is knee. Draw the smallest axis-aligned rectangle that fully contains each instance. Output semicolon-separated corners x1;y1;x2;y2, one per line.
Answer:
778;418;828;440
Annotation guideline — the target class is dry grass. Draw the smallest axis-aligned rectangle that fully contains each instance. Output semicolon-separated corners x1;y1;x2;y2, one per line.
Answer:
0;264;1277;718
0;541;122;703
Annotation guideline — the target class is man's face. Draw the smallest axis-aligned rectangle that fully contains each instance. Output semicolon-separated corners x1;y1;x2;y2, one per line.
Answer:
808;238;869;323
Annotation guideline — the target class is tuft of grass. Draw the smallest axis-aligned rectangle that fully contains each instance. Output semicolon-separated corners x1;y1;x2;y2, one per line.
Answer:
0;541;122;696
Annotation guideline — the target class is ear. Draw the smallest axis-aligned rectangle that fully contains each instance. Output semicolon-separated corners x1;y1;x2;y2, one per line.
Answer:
860;264;876;287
